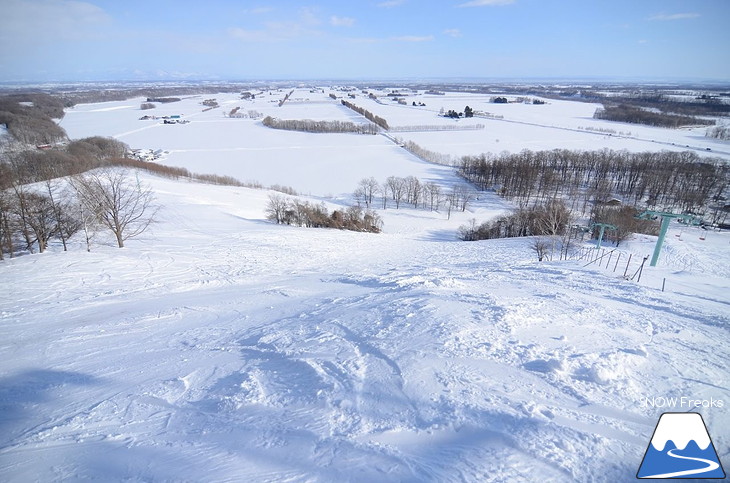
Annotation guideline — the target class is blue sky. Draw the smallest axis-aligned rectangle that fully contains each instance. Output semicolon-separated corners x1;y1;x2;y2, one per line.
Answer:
1;0;728;82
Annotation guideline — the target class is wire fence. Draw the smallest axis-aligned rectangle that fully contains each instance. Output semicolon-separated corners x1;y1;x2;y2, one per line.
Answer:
571;246;651;282
567;245;706;296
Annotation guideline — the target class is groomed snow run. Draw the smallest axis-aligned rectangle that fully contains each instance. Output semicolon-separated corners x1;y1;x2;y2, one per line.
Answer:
1;172;728;482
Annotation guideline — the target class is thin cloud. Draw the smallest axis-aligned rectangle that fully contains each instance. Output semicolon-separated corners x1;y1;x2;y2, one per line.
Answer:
0;0;111;42
443;28;463;38
458;0;515;7
330;16;355;27
229;7;322;42
649;12;700;21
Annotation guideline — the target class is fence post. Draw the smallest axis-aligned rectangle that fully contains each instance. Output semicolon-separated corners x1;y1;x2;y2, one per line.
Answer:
623;253;633;278
662;278;666;292
613;253;621;272
606;251;613;269
636;256;649;283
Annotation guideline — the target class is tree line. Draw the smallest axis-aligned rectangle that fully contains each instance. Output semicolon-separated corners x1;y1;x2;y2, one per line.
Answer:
395;139;454;166
262;116;379;134
353;176;475;219
458;148;728;218
266;194;382;233
594;104;714;129
340;100;390;130
0;93;68;146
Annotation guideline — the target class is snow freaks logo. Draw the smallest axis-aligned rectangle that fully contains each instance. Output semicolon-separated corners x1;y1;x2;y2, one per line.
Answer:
637;412;726;479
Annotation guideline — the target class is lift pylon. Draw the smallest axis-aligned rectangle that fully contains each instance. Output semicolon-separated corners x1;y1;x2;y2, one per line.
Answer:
636;211;700;266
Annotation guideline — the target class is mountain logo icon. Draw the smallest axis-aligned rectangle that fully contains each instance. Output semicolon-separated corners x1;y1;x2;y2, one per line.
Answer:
637;412;726;479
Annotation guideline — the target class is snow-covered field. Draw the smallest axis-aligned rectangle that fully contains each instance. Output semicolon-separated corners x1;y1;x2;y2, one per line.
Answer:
59;88;730;197
2;88;729;481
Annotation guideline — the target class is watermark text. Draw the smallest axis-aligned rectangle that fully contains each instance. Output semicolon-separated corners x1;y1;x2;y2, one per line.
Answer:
640;396;724;409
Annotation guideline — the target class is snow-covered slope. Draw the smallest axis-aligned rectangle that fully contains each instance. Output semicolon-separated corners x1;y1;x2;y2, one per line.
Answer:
1;174;728;482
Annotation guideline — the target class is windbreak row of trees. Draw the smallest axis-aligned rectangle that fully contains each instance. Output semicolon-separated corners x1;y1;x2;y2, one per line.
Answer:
396;139;454;166
340;100;390;130
266;194;382;233
594;104;714;128
262;116;379;134
459;148;728;217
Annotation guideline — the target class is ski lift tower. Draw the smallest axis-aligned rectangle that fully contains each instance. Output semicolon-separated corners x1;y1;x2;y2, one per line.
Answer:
636;210;700;267
591;222;617;250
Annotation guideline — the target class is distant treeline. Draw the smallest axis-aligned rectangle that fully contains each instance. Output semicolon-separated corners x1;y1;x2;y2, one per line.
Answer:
340;100;389;130
459;148;728;218
262;116;378;134
146;97;181;103
599;94;730;118
594;104;714;128
55;85;252;106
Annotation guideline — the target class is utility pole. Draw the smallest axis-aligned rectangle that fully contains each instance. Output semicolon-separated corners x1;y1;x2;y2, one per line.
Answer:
636;211;700;267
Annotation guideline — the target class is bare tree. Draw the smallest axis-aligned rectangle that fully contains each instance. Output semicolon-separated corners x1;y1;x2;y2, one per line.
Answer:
22;192;57;253
68;178;96;252
41;172;73;251
0;190;14;259
265;193;289;224
531;237;550;262
386;176;406;209
536;199;571;260
356;177;380;208
73;169;157;248
424;182;441;211
404;176;421;208
9;183;35;252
